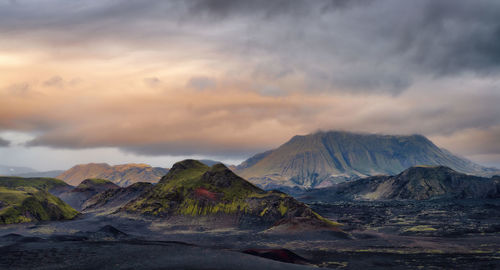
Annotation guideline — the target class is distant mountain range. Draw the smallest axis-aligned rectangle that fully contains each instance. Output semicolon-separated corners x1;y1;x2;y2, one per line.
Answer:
235;131;500;189
57;163;169;187
301;166;500;201
0;165;37;176
0;164;64;178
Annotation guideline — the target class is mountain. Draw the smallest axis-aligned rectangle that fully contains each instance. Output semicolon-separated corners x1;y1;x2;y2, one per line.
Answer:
58;179;119;210
82;182;153;213
0;177;78;224
302;166;500;201
121;160;341;231
235;131;499;189
57;163;169;187
0;165;37;176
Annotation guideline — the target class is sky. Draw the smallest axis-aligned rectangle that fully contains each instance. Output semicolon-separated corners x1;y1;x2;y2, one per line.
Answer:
0;0;500;171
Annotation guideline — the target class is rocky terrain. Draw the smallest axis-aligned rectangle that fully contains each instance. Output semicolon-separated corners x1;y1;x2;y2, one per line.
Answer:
235;131;499;189
57;163;169;186
82;182;153;214
301;166;500;201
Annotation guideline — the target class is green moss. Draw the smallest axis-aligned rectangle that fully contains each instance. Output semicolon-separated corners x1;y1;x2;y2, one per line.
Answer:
278;201;288;216
312;211;342;227
404;225;437;232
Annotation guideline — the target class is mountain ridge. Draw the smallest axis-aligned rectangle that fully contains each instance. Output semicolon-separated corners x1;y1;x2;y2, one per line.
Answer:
57;163;169;187
301;165;500;201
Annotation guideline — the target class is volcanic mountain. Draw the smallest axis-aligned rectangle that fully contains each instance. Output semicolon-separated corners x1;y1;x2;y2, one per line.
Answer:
0;177;78;224
235;131;498;189
302;166;500;201
57;163;169;187
58;179;119;210
120;160;341;231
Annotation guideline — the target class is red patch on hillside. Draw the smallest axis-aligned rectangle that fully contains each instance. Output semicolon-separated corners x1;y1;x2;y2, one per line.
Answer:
194;188;218;201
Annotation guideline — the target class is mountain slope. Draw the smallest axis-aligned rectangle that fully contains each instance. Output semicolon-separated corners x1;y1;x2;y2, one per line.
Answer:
57;163;169;187
58;179;119;210
121;160;341;231
82;182;153;213
0;177;78;224
235;131;498;189
302;166;500;201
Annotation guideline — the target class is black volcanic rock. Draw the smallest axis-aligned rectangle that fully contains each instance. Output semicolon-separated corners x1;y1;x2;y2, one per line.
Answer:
82;182;153;213
303;166;500;201
235;131;499;189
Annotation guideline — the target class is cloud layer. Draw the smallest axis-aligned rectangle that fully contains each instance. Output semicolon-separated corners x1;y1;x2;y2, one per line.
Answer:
0;0;499;166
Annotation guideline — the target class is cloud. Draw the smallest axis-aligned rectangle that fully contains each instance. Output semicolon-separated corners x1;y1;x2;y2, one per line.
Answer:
144;77;161;88
43;76;64;87
0;0;499;167
186;76;216;91
0;137;10;147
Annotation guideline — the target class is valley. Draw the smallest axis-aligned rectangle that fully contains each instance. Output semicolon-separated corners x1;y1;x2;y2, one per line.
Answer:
0;160;499;269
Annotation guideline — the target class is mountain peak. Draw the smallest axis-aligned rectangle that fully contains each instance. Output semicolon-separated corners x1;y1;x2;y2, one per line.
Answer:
159;159;209;184
236;131;497;189
170;159;208;171
75;178;119;190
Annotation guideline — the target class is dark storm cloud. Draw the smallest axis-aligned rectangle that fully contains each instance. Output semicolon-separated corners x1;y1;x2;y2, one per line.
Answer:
1;0;500;94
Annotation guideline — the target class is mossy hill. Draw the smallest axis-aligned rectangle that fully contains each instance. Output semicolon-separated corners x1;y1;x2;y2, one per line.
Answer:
57;163;169;187
303;166;500;201
0;177;78;224
122;160;341;230
0;176;72;195
235;131;499;189
58;179;119;211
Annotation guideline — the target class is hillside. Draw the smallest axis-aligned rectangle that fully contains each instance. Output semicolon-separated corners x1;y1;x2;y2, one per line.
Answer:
235;131;498;189
57;163;169;186
58;179;119;210
302;166;500;201
82;182;153;213
0;177;78;224
121;160;341;231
